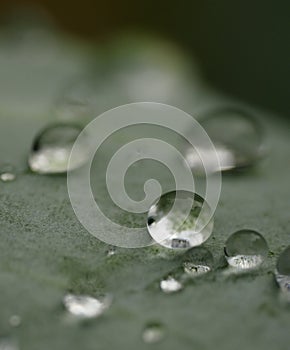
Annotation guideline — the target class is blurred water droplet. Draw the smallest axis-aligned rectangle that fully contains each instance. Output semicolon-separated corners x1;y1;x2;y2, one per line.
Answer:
275;246;290;296
182;246;213;276
224;230;268;270
160;276;183;293
29;124;89;174
185;108;265;173
0;338;18;350
0;165;16;182
0;173;16;182
63;294;111;319
147;190;213;249
9;315;21;327
142;322;164;344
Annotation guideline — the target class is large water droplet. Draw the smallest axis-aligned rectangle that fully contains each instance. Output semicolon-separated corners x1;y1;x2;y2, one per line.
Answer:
63;294;111;319
29;124;88;174
182;246;214;276
147;190;213;249
160;276;183;293
275;246;290;295
224;230;268;270
185;108;264;173
142;322;164;344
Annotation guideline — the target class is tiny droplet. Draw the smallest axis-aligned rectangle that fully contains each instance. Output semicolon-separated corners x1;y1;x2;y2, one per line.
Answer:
142;322;164;344
160;276;183;293
63;293;111;319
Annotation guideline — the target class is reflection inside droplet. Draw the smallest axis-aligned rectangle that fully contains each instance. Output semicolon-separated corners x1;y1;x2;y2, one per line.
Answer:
224;230;268;270
29;124;89;174
275;246;290;296
147;190;213;249
142;322;164;344
160;276;183;293
63;293;111;319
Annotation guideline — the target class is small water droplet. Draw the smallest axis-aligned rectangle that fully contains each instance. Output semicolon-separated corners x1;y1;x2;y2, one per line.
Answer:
9;315;21;327
224;230;268;270
185;108;264;173
0;164;16;182
182;246;213;276
275;246;290;295
142;322;164;344
0;173;16;182
63;293;111;319
29;124;89;174
147;190;213;249
160;276;183;293
106;247;116;257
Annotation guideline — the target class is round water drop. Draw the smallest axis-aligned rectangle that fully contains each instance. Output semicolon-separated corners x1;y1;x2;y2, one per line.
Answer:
9;315;21;328
186;108;264;173
63;293;111;319
147;190;213;249
275;246;290;294
142;322;164;344
29;124;89;174
224;230;268;270
160;276;183;293
182;246;214;276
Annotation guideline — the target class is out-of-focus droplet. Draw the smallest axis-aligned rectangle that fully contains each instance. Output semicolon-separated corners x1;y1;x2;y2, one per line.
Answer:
275;246;290;295
185;107;265;174
9;315;21;328
63;294;111;319
224;230;268;270
28;124;89;174
182;246;213;276
142;322;164;344
160;276;183;293
0;338;18;350
147;190;213;249
0;164;16;182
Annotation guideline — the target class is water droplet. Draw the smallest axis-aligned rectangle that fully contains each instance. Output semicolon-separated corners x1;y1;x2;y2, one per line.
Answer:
182;246;213;276
0;173;16;182
160;276;183;293
275;246;290;295
185;108;264;173
9;315;21;327
63;293;111;319
147;190;213;249
29;124;89;174
106;247;116;257
0;165;16;182
0;338;18;350
224;230;268;270
142;322;164;344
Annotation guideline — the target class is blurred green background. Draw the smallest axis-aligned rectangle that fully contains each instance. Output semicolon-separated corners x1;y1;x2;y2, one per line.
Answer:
1;0;290;117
